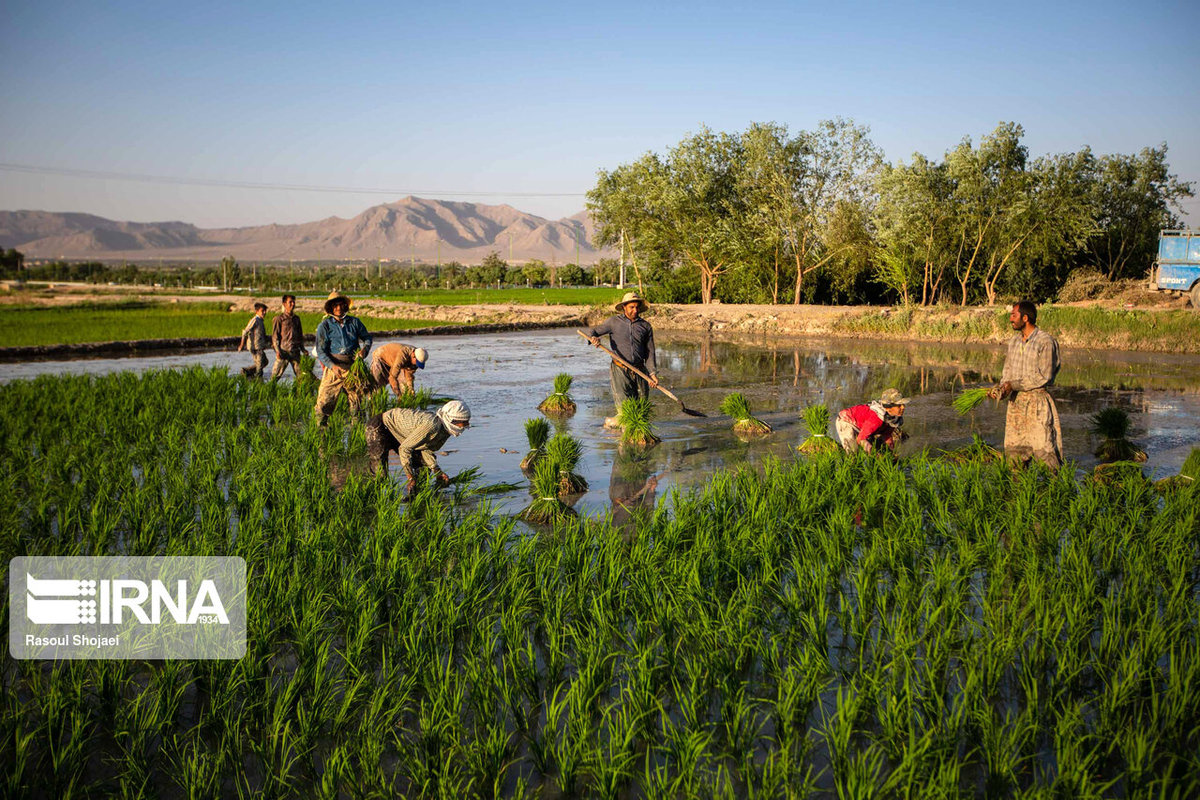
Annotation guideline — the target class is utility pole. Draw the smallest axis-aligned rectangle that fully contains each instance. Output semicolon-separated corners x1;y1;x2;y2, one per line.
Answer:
508;234;513;263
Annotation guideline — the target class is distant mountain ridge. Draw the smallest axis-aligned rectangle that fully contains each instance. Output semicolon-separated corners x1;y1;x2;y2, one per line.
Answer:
0;197;612;263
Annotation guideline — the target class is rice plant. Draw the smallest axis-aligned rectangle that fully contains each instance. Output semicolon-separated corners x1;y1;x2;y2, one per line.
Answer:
952;387;992;415
616;397;660;447
520;418;550;473
537;373;577;416
521;459;576;524
2;366;1198;798
293;353;319;394
797;404;838;453
545;433;588;495
718;392;772;436
1182;447;1200;481
341;356;372;393
1091;407;1146;463
939;433;1003;463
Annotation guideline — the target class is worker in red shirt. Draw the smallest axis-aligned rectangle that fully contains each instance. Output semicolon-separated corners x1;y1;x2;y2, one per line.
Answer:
835;388;910;454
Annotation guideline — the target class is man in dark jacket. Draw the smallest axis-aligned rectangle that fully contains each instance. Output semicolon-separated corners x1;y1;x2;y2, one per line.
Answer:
584;291;659;427
269;294;304;381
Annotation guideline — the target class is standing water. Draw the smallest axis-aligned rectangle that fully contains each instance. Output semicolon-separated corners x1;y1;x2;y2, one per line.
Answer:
4;328;1199;516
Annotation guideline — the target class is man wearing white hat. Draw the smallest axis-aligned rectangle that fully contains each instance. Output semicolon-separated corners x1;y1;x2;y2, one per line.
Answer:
370;342;428;396
584;291;659;425
366;400;471;496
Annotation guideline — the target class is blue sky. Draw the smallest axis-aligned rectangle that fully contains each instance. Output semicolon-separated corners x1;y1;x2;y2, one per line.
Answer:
2;0;1197;227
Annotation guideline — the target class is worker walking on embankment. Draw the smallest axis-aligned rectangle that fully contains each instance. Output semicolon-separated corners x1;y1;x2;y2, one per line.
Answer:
366;400;471;495
313;290;373;425
835;388;909;454
584;291;659;427
989;300;1062;469
370;342;428;396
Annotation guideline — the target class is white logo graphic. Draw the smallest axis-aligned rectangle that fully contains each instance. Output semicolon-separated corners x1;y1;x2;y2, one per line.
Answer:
25;574;228;626
26;575;98;624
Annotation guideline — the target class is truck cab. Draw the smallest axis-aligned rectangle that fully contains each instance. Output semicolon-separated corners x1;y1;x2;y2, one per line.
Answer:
1152;230;1200;308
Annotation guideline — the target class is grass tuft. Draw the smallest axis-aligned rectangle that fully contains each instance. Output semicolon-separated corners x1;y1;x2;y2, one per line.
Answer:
537;374;577;415
952;387;992;415
616;397;660;447
797;404;838;453
719;392;772;435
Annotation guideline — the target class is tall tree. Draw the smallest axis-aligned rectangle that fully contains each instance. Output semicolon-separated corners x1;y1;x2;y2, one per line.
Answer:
1083;145;1194;280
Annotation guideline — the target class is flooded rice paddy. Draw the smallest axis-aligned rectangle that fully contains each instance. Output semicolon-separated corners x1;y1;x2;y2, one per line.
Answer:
5;328;1200;519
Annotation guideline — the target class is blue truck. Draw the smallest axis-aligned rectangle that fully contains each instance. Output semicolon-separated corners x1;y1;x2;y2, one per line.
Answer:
1153;230;1200;308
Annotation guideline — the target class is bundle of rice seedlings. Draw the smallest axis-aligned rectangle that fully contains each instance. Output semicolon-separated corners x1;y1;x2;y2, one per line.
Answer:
952;387;992;415
341;356;372;392
521;460;576;524
294;353;319;394
520;418;550;472
537;373;577;415
394;388;436;409
797;404;838;453
617;397;660;447
719;392;772;436
1091;407;1146;463
545;433;588;495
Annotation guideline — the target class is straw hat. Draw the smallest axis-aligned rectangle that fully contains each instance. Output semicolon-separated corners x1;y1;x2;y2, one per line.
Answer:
324;290;351;315
614;291;648;313
879;388;911;406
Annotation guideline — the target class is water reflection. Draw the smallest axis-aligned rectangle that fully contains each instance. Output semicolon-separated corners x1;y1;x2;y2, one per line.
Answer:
4;328;1200;517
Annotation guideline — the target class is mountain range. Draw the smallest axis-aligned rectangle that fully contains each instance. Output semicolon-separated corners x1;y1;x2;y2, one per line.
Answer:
0;197;613;263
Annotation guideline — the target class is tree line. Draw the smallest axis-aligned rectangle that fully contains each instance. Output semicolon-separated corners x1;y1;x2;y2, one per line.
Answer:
586;120;1194;305
0;254;625;292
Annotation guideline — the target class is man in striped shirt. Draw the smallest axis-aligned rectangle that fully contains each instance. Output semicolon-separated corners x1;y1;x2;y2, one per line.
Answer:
989;300;1062;469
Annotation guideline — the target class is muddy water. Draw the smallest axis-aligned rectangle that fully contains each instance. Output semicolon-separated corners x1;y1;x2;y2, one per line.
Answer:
4;329;1199;518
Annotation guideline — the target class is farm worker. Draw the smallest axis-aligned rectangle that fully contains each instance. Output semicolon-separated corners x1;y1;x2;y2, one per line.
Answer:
313;290;373;426
989;300;1062;469
269;293;304;381
835;388;909;454
584;291;659;427
236;302;269;378
370;342;427;395
366;400;471;495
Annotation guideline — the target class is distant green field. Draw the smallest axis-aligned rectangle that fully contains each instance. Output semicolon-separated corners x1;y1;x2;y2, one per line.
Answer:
0;301;452;347
360;287;622;306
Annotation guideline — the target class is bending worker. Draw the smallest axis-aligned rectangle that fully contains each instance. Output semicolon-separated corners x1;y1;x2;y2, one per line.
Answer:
584;291;658;427
370;342;428;396
835;388;909;454
313;290;373;425
366;400;471;495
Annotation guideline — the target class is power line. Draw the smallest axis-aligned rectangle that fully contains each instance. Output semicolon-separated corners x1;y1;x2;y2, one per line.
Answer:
0;162;586;198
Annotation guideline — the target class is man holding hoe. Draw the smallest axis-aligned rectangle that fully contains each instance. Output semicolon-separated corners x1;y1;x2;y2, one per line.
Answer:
584;291;659;428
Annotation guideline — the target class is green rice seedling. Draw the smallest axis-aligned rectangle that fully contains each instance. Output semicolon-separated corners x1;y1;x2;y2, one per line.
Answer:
293;353;319;394
616;396;660;447
797;404;838;453
719;392;772;436
365;386;392;416
938;433;1002;463
545;432;588;495
393;387;438;409
521;460;575;524
1181;447;1200;481
520;418;550;473
340;355;372;393
1091;407;1147;463
537;373;577;415
952;387;992;415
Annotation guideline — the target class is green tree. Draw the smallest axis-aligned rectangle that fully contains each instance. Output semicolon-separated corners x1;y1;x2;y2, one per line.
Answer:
558;263;585;286
522;259;548;286
1082;145;1194;280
